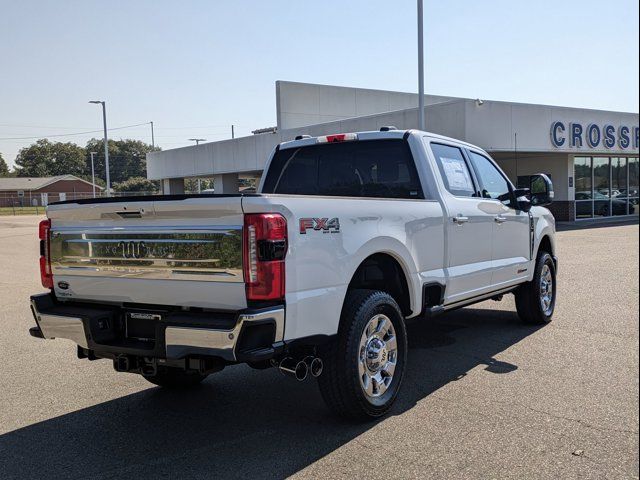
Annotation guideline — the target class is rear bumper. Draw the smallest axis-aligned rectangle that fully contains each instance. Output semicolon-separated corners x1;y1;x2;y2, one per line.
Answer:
29;293;284;362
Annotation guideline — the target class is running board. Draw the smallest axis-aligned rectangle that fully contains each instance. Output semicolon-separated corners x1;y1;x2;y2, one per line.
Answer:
442;287;517;312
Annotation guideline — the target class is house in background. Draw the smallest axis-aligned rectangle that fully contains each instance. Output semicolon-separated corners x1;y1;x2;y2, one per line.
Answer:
0;175;102;207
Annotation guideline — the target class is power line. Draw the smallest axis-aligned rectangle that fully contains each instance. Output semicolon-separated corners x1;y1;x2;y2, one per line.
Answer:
0;122;152;140
0;123;244;130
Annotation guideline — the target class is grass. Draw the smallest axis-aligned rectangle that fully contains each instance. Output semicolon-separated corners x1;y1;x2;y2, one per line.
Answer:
0;206;45;216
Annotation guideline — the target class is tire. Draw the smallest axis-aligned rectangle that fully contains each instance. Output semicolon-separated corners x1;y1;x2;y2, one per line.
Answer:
318;289;408;421
143;367;208;389
515;251;557;325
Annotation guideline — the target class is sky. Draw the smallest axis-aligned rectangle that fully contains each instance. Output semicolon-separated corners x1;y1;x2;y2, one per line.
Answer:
1;0;638;168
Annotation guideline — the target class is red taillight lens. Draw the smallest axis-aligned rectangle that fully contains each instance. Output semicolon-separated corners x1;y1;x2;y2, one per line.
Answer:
243;213;287;302
38;219;53;289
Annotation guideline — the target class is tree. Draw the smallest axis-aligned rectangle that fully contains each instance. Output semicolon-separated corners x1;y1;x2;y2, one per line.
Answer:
113;177;160;193
0;153;10;177
184;178;213;192
85;138;160;185
14;140;86;177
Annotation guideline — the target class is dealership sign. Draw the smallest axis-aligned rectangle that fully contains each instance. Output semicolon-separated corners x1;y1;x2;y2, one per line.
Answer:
550;121;639;150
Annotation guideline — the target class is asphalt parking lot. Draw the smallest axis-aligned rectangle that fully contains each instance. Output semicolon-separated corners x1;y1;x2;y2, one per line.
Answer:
0;215;638;479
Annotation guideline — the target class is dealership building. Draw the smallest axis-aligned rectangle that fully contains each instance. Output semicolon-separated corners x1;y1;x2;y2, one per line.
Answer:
147;81;639;221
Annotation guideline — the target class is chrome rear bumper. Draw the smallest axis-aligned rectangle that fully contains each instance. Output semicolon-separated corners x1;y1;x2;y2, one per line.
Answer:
30;299;89;349
164;309;284;361
30;293;284;362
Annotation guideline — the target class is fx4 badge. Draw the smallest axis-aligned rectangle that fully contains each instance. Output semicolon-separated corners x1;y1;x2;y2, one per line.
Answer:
299;217;340;234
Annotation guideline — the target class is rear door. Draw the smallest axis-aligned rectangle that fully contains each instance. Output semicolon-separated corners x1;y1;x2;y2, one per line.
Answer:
466;149;531;288
427;141;494;303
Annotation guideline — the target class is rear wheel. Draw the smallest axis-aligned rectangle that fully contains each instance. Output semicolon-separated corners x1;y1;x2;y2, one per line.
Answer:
318;290;407;420
515;251;556;325
143;367;208;389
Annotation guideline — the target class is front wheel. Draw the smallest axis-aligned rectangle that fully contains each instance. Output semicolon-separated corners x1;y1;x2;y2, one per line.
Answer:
318;290;408;420
515;251;557;324
143;367;208;389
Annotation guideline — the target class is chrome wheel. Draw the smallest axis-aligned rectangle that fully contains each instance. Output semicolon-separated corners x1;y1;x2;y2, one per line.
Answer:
539;264;554;315
358;314;398;400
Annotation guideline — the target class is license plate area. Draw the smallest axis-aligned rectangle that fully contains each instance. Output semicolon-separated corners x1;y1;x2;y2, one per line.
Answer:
125;312;161;342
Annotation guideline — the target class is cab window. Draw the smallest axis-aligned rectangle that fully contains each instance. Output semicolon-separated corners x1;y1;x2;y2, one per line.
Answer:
467;151;512;203
429;143;477;197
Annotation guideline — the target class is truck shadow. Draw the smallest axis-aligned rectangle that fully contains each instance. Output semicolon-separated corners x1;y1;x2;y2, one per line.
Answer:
0;307;542;480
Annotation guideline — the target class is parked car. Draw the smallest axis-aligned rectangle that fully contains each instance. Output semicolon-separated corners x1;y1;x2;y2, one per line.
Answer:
617;188;639;205
29;129;557;420
576;191;632;216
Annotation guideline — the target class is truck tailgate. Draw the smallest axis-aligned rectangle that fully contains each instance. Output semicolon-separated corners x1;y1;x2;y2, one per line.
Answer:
46;196;246;310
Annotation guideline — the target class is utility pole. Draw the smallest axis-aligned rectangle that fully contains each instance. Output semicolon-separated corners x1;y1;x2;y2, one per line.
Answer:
231;124;235;139
90;151;97;198
89;100;111;196
150;121;155;148
417;0;425;131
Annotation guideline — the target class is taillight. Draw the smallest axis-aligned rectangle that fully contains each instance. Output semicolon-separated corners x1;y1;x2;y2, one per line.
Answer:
243;213;287;302
38;219;53;289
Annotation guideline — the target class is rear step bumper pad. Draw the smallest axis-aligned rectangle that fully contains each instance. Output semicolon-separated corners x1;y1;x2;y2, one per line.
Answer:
29;293;284;362
30;296;89;349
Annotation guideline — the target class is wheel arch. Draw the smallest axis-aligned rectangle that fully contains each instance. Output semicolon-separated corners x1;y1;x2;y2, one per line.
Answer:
345;250;416;318
532;211;557;261
537;235;554;257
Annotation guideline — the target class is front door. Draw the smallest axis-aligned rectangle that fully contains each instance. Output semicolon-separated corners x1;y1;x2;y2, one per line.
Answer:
428;141;494;303
466;150;531;288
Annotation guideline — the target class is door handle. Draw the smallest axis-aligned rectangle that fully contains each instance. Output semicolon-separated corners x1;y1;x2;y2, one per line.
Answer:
453;215;470;225
494;215;507;224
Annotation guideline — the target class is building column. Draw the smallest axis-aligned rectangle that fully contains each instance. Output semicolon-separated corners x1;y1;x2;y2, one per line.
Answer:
162;178;185;194
213;173;239;194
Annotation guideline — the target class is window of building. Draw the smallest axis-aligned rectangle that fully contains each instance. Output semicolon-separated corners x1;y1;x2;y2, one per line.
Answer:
429;143;476;197
573;156;638;219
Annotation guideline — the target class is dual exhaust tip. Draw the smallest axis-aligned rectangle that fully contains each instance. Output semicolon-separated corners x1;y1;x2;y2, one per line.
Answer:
278;356;323;381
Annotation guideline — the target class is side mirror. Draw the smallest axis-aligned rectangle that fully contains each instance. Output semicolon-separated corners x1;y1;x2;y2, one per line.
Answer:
530;174;554;207
512;187;532;212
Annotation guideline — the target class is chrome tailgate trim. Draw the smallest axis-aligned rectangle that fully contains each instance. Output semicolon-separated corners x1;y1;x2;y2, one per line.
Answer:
50;225;243;283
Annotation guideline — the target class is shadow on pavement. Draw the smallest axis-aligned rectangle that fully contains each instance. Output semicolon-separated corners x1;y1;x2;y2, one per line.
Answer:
0;307;542;480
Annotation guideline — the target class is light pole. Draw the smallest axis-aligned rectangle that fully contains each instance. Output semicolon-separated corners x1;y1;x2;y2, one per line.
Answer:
89;100;111;196
189;138;206;192
417;0;425;131
89;151;98;198
150;121;155;148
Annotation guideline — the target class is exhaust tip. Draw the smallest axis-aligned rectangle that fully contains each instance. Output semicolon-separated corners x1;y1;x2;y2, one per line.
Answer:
310;357;323;377
279;357;308;381
294;361;308;381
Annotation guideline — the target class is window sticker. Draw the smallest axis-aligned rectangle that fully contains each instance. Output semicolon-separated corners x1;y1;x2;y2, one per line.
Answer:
440;156;474;191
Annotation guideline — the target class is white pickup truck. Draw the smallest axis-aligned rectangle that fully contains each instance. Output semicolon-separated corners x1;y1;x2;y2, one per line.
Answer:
29;128;557;419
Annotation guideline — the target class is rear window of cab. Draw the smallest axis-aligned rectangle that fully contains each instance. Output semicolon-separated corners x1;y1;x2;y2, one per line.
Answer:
261;139;424;199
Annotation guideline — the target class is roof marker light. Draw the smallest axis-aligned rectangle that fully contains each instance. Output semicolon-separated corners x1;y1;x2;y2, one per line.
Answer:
316;133;357;144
